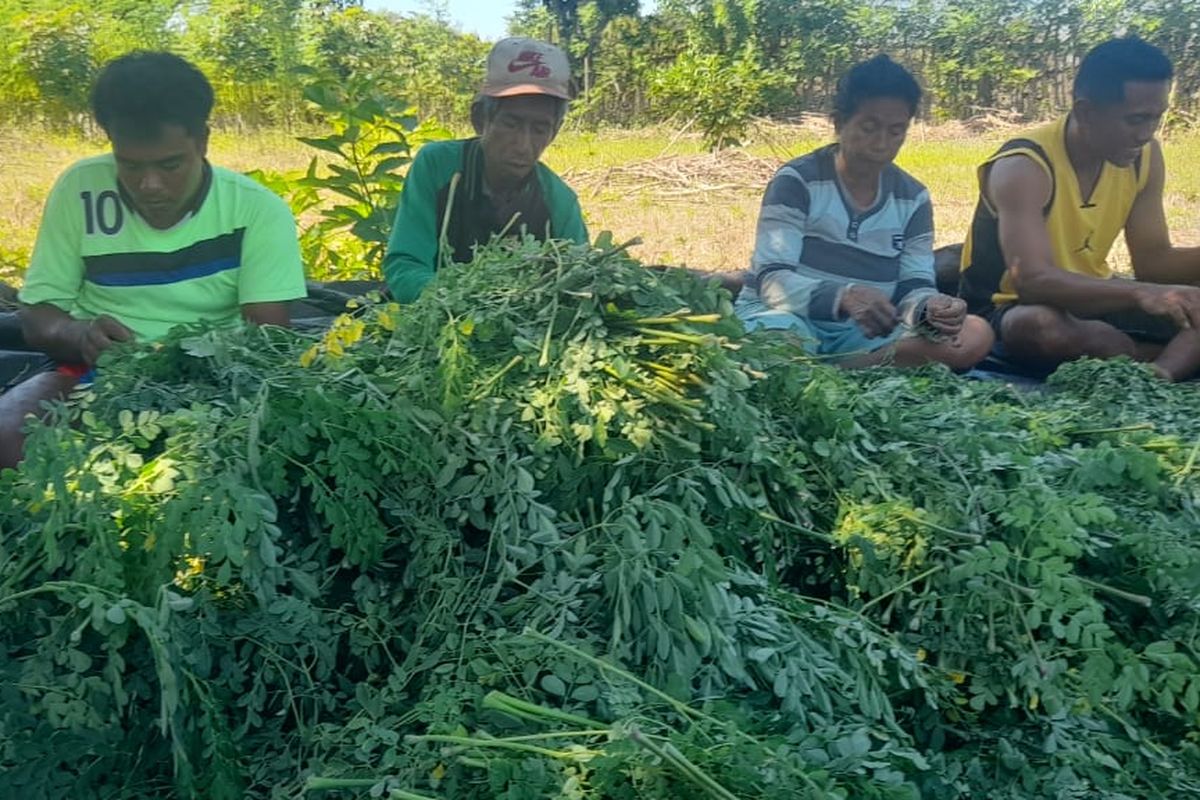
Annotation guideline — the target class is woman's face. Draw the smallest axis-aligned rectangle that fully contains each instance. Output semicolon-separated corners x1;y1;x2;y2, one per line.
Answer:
836;97;913;169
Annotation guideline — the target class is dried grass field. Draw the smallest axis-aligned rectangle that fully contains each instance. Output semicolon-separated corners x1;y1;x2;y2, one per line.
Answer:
1;119;1198;282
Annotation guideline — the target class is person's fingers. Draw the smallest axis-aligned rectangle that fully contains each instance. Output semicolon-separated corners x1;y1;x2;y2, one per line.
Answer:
95;315;134;342
1167;304;1191;331
1007;256;1022;281
852;310;873;336
1184;303;1200;331
864;304;894;331
929;297;964;318
86;326;114;352
944;316;965;333
1178;292;1200;329
856;309;885;338
78;321;115;365
871;315;898;337
1157;294;1194;330
879;300;899;323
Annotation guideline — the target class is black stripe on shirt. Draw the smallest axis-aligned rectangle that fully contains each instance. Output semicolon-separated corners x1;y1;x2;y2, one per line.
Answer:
83;229;245;285
801;236;901;283
893;277;936;303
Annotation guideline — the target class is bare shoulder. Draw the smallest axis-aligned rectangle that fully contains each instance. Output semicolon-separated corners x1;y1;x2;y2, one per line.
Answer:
986;154;1052;211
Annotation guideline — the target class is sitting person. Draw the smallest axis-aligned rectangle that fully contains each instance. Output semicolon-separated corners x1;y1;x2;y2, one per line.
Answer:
384;37;588;303
735;55;993;369
959;36;1200;380
0;51;306;468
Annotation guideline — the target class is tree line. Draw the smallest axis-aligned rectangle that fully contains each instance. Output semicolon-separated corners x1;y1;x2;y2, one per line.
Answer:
0;0;491;131
514;0;1200;144
1;0;1197;143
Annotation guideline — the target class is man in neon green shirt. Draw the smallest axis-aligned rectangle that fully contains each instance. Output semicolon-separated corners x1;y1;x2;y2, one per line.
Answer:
384;37;588;303
0;51;306;468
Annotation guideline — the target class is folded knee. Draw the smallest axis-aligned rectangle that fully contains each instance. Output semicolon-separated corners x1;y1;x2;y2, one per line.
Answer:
943;317;994;371
1002;307;1091;362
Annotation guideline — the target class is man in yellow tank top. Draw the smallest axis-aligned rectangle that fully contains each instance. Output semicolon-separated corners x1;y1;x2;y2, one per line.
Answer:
960;37;1200;381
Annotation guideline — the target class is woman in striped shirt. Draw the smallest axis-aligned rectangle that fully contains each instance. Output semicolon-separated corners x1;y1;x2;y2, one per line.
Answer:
735;55;993;370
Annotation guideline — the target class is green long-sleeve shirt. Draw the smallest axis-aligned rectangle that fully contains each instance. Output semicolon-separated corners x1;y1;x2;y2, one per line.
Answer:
383;138;588;303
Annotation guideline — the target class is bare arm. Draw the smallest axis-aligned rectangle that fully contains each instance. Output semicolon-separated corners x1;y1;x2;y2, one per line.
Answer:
20;303;133;365
990;155;1141;315
1126;140;1200;284
241;302;291;327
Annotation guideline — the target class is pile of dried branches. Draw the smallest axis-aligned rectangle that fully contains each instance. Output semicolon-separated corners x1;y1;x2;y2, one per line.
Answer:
566;149;780;199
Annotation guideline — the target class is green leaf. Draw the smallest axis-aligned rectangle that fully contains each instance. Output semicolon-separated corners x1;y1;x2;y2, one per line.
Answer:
540;675;567;697
369;141;411;156
371;156;410;177
570;684;599;702
298;136;347;156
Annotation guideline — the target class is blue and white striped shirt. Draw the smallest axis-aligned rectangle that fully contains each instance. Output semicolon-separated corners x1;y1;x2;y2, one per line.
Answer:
739;144;937;326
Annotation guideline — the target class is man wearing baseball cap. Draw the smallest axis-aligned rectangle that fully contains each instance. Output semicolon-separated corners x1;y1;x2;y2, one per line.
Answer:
384;37;588;303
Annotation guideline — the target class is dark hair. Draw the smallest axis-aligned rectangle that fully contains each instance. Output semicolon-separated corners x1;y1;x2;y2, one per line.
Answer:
1074;36;1173;106
91;51;214;141
833;55;922;123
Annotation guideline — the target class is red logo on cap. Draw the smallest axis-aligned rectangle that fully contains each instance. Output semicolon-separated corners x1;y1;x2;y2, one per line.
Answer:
508;50;552;78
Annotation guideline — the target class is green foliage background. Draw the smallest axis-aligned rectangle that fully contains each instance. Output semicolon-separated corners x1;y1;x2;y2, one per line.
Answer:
0;0;1197;142
0;0;491;131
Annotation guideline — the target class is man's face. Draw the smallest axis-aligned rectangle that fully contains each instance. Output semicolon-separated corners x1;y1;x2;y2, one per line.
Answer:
111;123;208;229
835;97;913;170
1079;80;1170;167
479;95;560;190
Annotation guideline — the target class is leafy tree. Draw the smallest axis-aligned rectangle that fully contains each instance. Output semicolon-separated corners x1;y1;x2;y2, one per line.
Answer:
1;0;1200;130
1130;0;1200;119
513;0;640;99
184;0;288;126
652;46;782;148
386;11;491;126
309;5;401;83
248;68;451;279
4;4;98;126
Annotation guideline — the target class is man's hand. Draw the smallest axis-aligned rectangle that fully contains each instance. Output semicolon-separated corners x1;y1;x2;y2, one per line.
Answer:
75;315;134;366
923;294;968;337
1133;284;1200;331
839;285;899;338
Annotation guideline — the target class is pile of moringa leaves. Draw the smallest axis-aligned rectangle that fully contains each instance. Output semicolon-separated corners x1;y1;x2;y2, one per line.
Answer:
2;235;1199;799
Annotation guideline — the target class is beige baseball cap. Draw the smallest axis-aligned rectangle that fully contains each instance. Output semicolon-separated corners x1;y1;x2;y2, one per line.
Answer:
480;37;571;100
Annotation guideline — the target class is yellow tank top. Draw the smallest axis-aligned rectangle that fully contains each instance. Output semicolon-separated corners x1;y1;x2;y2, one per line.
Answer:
959;115;1151;309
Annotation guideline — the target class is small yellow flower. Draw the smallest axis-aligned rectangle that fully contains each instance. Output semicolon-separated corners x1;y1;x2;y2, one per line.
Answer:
949;671;966;685
916;648;927;662
342;319;366;345
299;344;319;368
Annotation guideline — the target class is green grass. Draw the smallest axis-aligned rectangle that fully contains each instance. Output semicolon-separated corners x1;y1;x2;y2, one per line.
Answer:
545;126;708;170
1;122;1198;282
